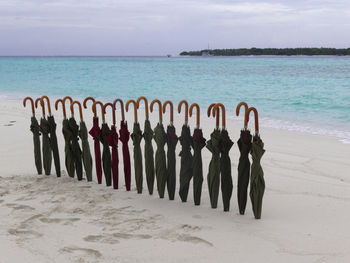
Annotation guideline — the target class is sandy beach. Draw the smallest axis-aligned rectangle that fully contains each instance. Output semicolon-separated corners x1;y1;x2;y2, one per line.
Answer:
1;98;350;263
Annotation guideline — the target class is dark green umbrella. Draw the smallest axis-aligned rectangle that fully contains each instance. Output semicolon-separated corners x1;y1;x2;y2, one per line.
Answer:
23;97;42;175
189;103;206;206
163;100;178;200
178;100;193;202
137;97;155;195
99;122;112;186
68;117;83;181
150;99;167;198
247;107;265;219
126;99;143;194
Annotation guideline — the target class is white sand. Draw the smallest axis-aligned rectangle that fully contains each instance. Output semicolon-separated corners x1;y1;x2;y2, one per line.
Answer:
1;98;350;263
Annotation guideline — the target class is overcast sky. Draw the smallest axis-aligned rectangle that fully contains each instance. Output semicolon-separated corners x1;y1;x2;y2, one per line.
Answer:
0;0;349;55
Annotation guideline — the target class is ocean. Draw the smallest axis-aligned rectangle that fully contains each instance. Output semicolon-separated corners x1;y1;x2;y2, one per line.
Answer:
0;56;349;143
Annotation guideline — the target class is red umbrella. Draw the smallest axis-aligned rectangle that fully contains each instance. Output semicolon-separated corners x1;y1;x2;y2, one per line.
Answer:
114;99;131;191
104;102;119;189
84;97;102;184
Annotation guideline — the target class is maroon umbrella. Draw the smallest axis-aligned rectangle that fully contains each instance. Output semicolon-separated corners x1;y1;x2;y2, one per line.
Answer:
114;99;131;191
104;102;119;189
84;97;103;184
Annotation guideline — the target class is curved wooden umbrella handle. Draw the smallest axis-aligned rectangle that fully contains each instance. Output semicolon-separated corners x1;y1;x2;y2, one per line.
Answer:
55;99;67;118
136;96;149;120
113;98;125;122
207;103;219;129
71;101;83;121
23;97;35;116
35;97;45;117
41;96;52;116
162;100;174;124
178;100;189;124
83;97;95;109
207;103;216;117
236;101;249;129
150;99;163;123
214;103;226;129
247;107;259;135
103;102;116;126
126;99;138;123
189;103;200;128
92;101;105;121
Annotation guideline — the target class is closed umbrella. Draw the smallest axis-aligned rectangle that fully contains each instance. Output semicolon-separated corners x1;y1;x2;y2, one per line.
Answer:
150;99;167;198
93;101;112;187
137;96;155;195
41;96;61;177
189;103;206;206
114;99;131;191
178;100;193;202
35;98;52;175
214;103;233;212
84;97;103;184
247;107;265;219
104;103;119;189
23;97;42;174
71;101;93;182
126;100;143;193
206;103;221;209
56;97;75;178
163;100;178;200
236;102;252;215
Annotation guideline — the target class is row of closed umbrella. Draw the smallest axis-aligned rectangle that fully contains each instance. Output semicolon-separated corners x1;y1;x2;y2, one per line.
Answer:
23;96;265;219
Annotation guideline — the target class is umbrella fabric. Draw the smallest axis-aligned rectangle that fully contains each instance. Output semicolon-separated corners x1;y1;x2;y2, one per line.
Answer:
250;136;265;219
178;125;193;202
131;122;143;193
99;123;112;186
39;118;52;175
79;121;93;182
237;130;252;215
106;125;119;189
166;125;178;200
89;117;102;184
63;119;75;177
206;129;221;209
119;121;131;191
143;120;155;195
47;116;61;177
219;129;233;212
153;123;167;198
69;118;83;181
30;116;42;174
192;128;206;206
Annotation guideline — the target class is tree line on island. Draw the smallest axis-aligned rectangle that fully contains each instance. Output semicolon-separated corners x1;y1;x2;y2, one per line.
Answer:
179;48;350;56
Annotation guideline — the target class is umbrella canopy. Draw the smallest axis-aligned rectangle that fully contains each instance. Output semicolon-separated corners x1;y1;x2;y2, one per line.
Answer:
84;97;102;184
100;122;112;186
151;99;167;198
236;102;252;215
247;107;265;219
126;99;143;193
163;100;178;200
206;103;221;208
189;103;206;206
178;100;193;202
137;96;155;195
68;117;83;181
24;97;42;175
62;118;75;177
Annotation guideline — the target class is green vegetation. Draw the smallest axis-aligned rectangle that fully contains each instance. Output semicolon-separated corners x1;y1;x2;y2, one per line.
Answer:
179;48;350;56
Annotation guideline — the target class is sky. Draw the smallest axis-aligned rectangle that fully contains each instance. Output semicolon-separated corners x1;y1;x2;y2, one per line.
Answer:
0;0;349;56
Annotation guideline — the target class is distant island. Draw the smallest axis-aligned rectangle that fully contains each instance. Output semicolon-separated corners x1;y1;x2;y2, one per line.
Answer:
179;48;350;56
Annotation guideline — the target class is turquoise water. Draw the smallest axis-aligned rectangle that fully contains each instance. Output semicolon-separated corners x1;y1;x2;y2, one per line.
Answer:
1;56;350;142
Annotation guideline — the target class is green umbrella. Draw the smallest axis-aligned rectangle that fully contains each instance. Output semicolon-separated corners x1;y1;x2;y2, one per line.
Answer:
99;123;112;186
178;124;193;202
192;128;206;206
153;123;167;198
79;121;93;182
166;125;178;200
69;117;83;181
131;122;143;194
219;129;233;212
62;118;75;178
143;120;155;195
47;115;61;177
30;115;42;175
39;117;52;175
